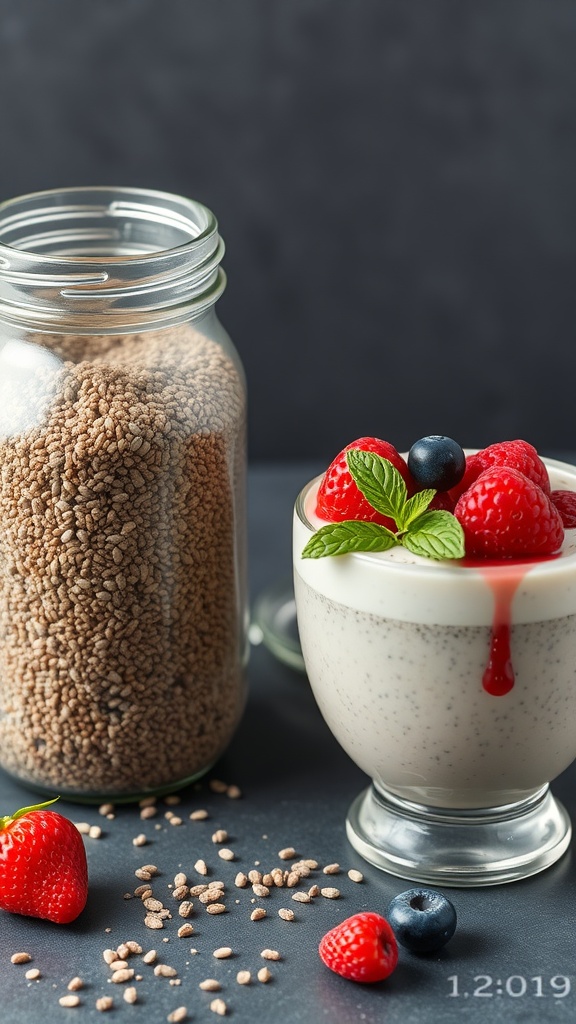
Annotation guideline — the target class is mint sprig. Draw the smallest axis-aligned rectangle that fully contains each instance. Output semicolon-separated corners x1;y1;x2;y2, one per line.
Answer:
403;510;464;559
302;451;465;561
300;520;397;559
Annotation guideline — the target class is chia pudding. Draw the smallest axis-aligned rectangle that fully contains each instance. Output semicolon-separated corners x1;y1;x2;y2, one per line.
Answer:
293;457;576;810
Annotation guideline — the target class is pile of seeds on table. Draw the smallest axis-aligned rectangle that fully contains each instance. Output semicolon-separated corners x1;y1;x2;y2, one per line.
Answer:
8;779;367;1018
0;324;246;795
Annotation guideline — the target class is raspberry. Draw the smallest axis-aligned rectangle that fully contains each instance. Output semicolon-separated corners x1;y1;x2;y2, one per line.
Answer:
551;490;576;529
448;452;484;502
454;466;564;558
428;490;456;512
318;911;398;984
316;437;412;530
450;440;550;502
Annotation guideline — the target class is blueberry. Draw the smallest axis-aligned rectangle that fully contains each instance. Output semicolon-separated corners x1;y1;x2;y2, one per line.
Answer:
407;435;466;492
386;887;457;954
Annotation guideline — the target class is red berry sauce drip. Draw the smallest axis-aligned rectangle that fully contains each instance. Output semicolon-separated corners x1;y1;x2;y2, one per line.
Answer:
481;569;523;696
462;556;558;697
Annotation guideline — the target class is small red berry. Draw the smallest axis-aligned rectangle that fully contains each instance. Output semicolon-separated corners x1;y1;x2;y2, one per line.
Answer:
316;437;412;530
318;911;398;984
551;490;576;529
450;440;550;502
448;452;484;502
428;490;456;512
455;466;564;559
0;800;88;924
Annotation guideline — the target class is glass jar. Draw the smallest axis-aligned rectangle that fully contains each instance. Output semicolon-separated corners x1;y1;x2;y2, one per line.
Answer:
0;186;248;801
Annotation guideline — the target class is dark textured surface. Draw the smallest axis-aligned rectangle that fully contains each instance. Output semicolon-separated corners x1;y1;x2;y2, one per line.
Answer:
0;463;575;1023
1;2;576;459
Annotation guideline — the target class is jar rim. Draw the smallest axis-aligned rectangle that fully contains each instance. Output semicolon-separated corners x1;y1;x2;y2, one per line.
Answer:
0;185;217;260
0;186;226;331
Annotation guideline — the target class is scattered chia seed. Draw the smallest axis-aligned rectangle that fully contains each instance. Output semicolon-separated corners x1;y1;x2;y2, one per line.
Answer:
154;964;178;978
167;1008;188;1023
59;994;81;1008
212;947;233;959
111;968;134;983
323;863;340;875
292;892;311;903
190;809;209;821
209;780;228;793
348;869;364;883
210;997;228;1015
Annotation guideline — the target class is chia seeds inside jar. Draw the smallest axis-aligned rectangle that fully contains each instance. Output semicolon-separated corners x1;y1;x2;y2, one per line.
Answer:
0;187;248;800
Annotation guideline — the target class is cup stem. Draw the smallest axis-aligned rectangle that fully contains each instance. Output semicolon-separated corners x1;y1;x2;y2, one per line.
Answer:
346;782;572;886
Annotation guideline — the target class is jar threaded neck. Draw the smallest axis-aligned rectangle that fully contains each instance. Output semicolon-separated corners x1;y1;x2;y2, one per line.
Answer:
0;186;225;332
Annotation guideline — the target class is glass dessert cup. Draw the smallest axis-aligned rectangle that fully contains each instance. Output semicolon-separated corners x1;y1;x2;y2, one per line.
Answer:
293;457;576;887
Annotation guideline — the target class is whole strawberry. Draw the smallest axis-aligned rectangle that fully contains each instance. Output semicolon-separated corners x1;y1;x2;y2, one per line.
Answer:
316;437;413;530
455;466;564;558
319;911;398;983
0;799;88;924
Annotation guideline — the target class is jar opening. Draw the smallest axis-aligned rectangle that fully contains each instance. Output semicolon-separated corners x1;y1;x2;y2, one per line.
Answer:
0;187;226;332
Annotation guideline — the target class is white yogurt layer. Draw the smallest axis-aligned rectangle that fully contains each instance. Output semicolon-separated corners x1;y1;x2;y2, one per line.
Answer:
294;457;576;626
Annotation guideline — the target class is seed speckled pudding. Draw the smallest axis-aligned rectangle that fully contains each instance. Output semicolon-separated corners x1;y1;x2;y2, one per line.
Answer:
294;458;576;810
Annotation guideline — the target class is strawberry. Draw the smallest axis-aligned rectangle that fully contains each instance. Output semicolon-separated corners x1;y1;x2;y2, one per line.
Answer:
316;437;412;530
450;440;550;502
0;799;88;924
551;490;576;529
455;466;564;558
318;911;398;984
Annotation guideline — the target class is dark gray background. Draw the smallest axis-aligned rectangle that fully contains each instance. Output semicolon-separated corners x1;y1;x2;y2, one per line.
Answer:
1;0;575;461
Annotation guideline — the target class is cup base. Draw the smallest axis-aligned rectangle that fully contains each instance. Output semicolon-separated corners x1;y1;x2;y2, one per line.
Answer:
346;783;572;887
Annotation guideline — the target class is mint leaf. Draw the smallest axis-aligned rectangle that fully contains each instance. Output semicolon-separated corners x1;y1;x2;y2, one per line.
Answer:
304;447;467;563
346;450;407;525
403;510;465;560
301;521;397;559
398;488;436;530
